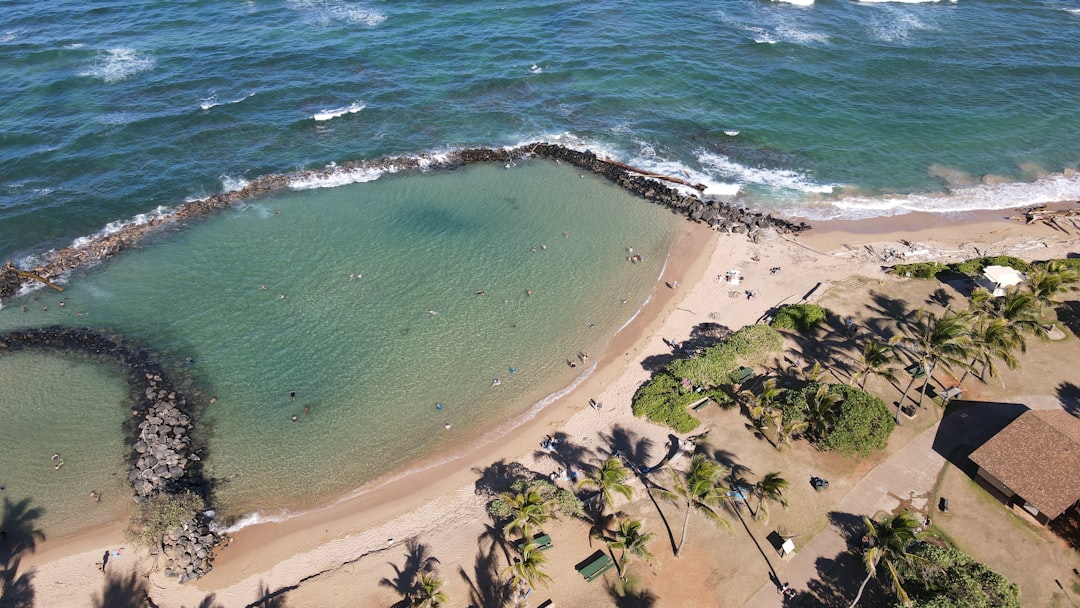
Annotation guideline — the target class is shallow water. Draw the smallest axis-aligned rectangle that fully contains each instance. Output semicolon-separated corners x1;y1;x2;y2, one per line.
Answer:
0;160;683;521
0;351;133;538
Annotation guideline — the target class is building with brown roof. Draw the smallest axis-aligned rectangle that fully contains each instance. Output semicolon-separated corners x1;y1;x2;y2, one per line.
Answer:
969;409;1080;524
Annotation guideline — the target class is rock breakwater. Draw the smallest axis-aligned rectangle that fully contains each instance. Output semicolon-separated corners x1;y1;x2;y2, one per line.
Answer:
0;142;809;300
0;327;219;582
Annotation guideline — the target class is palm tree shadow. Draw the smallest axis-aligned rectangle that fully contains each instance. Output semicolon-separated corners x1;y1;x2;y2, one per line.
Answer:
532;432;596;473
379;538;439;608
607;578;659;608
245;581;289;608
801;552;891;608
91;570;150;608
1057;381;1080;417
599;425;655;469
472;460;539;499
1;496;45;608
827;511;867;551
459;534;511;608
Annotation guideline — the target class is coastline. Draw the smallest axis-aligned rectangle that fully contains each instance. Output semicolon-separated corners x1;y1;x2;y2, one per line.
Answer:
19;203;1080;607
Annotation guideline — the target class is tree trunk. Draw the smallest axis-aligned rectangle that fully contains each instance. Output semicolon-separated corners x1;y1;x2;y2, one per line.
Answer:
676;503;691;557
848;569;876;608
916;360;937;408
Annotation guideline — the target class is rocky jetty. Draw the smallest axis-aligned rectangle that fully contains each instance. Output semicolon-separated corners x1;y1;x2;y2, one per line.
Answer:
0;143;810;300
0;327;219;582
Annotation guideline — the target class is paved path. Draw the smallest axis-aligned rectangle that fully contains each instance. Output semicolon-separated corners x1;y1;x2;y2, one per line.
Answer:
742;421;946;608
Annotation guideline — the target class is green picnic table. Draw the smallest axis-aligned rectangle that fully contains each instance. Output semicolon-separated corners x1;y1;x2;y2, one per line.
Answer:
576;550;614;582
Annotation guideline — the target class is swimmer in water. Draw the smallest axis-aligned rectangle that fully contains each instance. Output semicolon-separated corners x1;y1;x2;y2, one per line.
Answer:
444;422;452;430
491;378;501;387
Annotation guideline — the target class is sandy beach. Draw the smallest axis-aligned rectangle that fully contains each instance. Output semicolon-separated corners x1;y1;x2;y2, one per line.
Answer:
14;204;1080;607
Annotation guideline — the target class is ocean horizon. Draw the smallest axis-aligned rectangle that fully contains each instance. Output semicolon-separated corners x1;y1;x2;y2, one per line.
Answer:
2;0;1079;536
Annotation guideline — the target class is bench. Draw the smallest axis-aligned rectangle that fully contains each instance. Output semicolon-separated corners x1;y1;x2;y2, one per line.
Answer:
576;550;614;582
689;397;712;412
731;366;754;385
516;533;553;552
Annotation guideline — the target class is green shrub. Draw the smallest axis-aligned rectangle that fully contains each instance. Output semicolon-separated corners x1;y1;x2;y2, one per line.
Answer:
488;478;584;522
631;372;701;433
770;304;828;332
949;256;1033;275
631;325;782;432
779;382;892;456
888;262;947;279
724;324;784;356
127;490;205;548
668;350;734;389
1037;257;1080;272
898;544;1020;608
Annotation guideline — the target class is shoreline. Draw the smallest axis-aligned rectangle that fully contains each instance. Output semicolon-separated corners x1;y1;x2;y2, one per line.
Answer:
19;204;1080;607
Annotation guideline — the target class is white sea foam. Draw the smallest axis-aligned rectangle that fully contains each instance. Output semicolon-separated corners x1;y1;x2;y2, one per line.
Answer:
200;91;255;111
287;0;387;26
724;130;741;137
69;206;172;249
774;0;814;6
858;0;954;3
0;31;16;44
697;150;835;194
80;48;156;83
794;171;1080;220
288;163;390;189
529;64;543;74
220;175;250;193
312;101;365;121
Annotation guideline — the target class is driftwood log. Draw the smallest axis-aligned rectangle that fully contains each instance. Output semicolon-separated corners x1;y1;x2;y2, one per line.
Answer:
1008;204;1080;234
1;261;64;292
599;157;707;192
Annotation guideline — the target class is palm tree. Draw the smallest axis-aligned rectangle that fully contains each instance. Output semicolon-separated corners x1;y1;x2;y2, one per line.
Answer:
848;511;924;608
503;542;552;596
804;383;842;442
601;517;656;580
658;454;731;557
740;378;785;448
752;472;789;524
962;314;1023;388
579;456;634;514
891;309;974;409
773;410;809;450
411;572;449;608
499;488;554;542
997;287;1045;340
1027;260;1080;313
850;340;898;391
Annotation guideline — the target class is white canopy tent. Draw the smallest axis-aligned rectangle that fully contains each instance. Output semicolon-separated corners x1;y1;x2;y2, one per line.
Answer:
980;265;1026;297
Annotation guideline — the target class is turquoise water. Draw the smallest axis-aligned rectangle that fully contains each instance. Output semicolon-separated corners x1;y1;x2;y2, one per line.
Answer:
0;351;133;537
3;0;1080;261
0;161;682;522
3;0;1080;531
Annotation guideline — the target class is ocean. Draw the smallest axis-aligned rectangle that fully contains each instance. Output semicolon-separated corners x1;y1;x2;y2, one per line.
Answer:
1;0;1079;535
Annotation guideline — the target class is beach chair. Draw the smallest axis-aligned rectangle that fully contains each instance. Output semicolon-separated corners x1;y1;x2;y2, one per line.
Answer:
576;550;615;582
516;533;553;552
